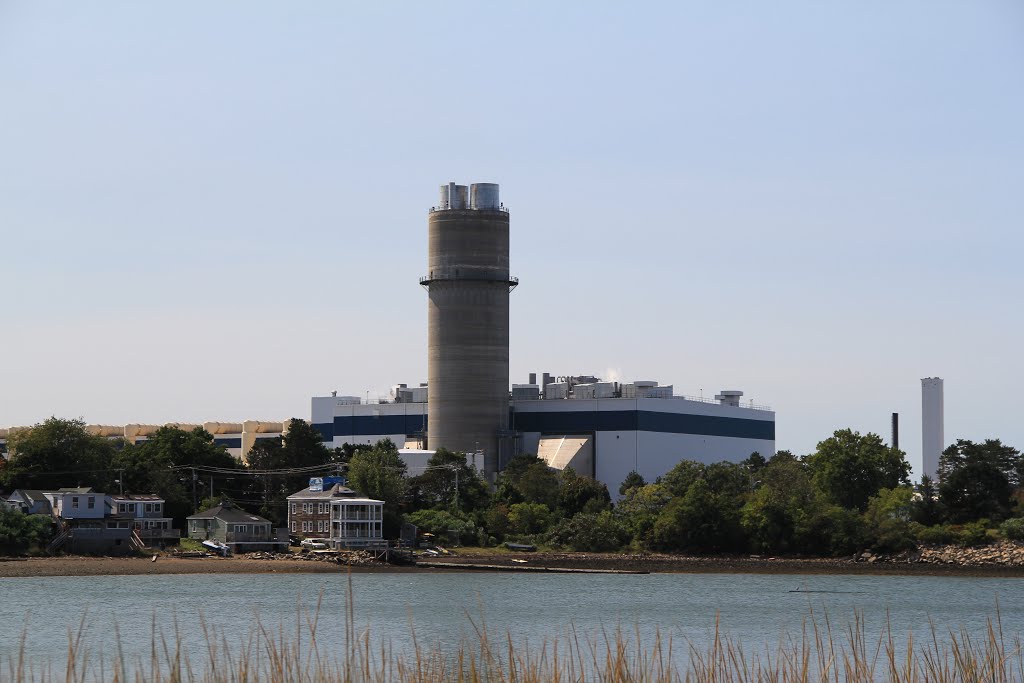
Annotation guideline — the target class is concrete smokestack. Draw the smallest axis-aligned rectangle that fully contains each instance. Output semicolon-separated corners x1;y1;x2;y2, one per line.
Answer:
921;378;944;481
891;412;899;451
422;182;516;479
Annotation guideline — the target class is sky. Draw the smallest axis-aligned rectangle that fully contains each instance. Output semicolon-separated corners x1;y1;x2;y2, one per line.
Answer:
2;2;1022;478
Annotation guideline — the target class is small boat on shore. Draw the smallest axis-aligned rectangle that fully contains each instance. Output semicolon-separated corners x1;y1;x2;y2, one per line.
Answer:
504;542;537;552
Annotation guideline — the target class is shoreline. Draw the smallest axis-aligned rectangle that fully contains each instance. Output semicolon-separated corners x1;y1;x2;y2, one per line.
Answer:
4;551;1024;579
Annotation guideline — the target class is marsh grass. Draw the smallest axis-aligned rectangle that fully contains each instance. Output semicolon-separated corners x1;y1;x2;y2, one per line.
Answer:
4;579;1022;682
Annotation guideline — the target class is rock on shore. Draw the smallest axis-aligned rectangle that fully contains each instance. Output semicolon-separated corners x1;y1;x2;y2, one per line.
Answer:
854;541;1024;567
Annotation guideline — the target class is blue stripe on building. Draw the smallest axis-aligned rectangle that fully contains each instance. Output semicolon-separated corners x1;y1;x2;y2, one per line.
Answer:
319;415;428;443
513;410;774;440
316;409;773;443
214;438;243;449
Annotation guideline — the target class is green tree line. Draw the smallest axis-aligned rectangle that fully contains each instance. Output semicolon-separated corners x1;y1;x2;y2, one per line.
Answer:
2;419;1021;556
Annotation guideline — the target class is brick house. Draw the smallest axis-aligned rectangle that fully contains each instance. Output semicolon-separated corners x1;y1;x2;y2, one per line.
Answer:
287;479;385;548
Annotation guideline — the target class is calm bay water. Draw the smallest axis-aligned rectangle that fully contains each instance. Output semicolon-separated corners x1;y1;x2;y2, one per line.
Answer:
1;570;1022;678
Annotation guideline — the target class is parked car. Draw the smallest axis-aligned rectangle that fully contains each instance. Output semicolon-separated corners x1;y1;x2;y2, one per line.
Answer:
300;538;328;550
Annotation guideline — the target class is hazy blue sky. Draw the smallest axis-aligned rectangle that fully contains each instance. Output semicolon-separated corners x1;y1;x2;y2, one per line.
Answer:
2;2;1022;477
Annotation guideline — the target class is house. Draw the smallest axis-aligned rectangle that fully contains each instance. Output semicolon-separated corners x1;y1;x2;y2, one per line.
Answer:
4;490;55;516
186;501;286;553
108;494;179;547
287;478;385;550
45;488;105;520
43;488;142;555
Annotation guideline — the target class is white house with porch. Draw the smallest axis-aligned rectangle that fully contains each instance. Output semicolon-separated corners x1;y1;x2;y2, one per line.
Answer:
329;496;385;549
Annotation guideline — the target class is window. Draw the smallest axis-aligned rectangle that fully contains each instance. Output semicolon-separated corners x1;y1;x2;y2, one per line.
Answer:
72;497;79;509
291;503;296;514
317;520;323;532
191;521;197;532
155;503;162;513
87;497;95;509
291;521;296;532
145;503;153;513
119;503;128;513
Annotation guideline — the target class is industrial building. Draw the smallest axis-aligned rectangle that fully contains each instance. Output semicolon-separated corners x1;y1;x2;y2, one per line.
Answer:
312;376;775;494
0;421;289;463
311;180;775;493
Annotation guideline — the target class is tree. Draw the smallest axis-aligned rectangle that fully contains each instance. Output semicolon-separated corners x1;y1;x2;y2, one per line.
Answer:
862;487;916;553
347;439;407;504
618;471;646;497
742;452;767;474
939;439;1021;488
741;455;817;554
659;460;706;498
0;506;53;555
244;418;338;525
507;502;553;536
939;441;1015;523
911;475;944;526
557;468;611;517
615;483;672;546
2;418;117;492
408;448;489;512
547;511;630;552
113;426;241;526
805;429;910;511
406;508;477;545
496;454;559;509
347;439;408;537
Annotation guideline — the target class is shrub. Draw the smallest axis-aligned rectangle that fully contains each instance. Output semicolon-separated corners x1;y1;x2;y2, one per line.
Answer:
547;511;630;552
914;523;955;546
507;502;554;536
955;520;991;548
1000;518;1024;541
406;509;477;545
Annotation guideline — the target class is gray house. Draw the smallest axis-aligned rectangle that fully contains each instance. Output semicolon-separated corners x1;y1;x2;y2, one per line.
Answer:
186;501;287;553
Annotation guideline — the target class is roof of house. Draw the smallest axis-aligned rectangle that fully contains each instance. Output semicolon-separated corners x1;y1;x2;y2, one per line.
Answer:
187;501;271;524
286;483;363;500
10;489;50;504
110;494;164;502
56;487;94;494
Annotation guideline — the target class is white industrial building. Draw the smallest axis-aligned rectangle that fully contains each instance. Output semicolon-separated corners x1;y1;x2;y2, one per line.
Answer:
312;376;775;495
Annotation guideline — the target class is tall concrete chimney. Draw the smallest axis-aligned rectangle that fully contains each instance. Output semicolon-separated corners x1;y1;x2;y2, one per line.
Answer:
422;182;516;479
921;378;944;481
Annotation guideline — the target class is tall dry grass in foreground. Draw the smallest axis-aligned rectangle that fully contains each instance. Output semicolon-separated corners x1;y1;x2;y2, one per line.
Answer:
4;594;1022;683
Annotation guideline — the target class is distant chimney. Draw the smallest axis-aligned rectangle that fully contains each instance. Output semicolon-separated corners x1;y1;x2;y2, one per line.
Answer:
891;412;899;450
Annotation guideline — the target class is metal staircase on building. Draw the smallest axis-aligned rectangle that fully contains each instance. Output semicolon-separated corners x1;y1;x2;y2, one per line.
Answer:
47;528;69;554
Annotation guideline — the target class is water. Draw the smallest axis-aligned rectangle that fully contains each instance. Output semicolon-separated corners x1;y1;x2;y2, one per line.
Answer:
1;570;1022;677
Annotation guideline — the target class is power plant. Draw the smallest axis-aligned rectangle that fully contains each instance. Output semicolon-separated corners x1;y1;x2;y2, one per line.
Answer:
310;181;776;491
421;182;516;476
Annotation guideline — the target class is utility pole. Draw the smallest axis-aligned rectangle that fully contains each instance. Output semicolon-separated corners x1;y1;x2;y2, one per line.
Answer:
191;467;198;512
450;464;460;511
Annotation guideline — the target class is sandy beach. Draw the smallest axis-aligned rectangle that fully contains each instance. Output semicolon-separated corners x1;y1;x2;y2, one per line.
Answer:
4;551;1024;578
